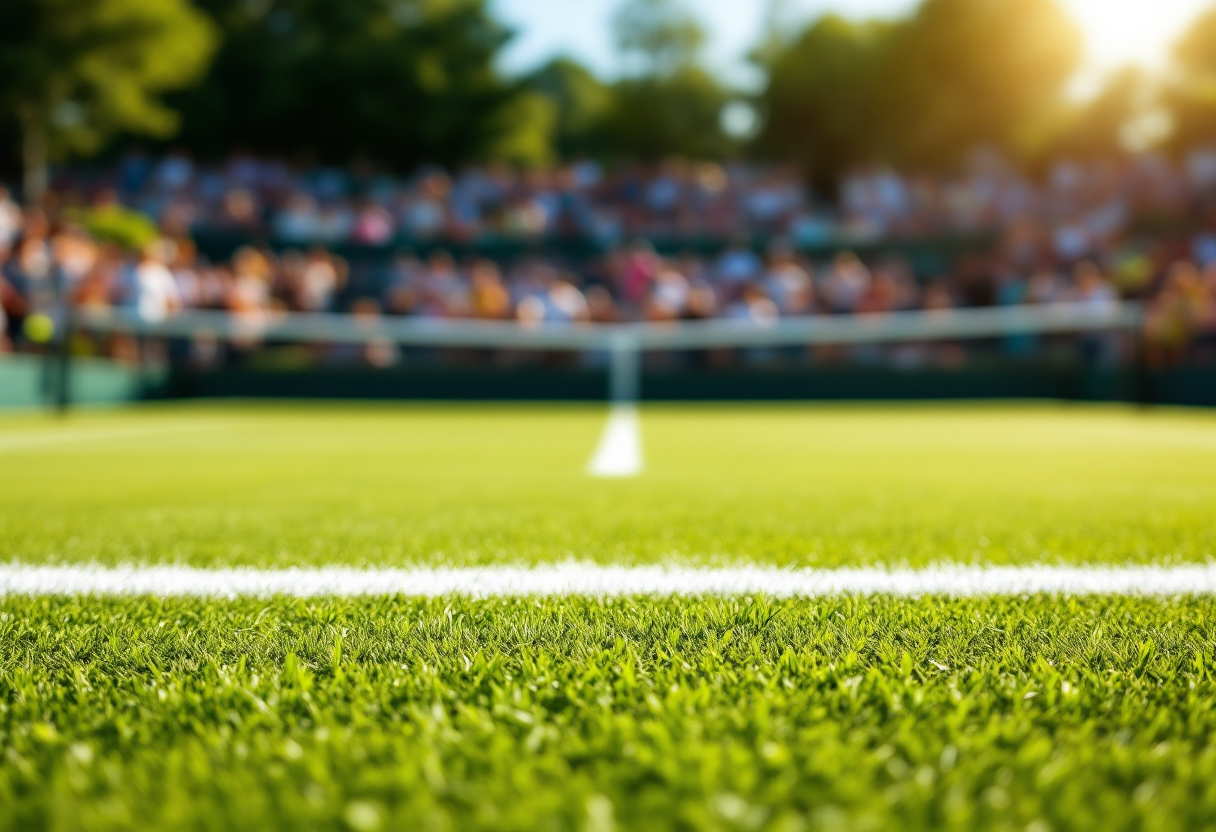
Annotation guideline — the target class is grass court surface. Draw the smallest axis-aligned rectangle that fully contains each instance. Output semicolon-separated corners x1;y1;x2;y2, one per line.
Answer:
2;403;1216;830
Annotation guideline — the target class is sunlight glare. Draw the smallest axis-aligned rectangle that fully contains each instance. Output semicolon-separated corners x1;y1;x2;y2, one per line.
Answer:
1065;0;1204;72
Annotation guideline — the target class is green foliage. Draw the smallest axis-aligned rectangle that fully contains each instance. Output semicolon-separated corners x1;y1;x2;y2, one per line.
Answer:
1046;68;1158;162
757;0;1082;186
0;403;1214;568
756;15;897;190
525;58;614;160
602;68;735;162
483;91;556;168
601;0;735;161
1;594;1215;830
519;4;733;163
1165;6;1216;152
0;0;218;196
168;0;535;169
883;0;1081;167
75;204;159;251
524;55;734;163
612;0;706;78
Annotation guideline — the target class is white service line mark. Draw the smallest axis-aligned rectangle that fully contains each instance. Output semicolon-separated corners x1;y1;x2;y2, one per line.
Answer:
0;422;221;451
587;405;643;477
3;563;1216;598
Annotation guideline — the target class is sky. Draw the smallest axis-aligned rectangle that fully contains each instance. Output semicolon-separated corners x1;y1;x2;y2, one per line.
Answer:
490;0;1215;95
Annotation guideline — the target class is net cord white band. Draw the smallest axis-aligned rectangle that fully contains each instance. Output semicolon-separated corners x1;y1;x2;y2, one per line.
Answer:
70;302;1142;406
74;302;1142;352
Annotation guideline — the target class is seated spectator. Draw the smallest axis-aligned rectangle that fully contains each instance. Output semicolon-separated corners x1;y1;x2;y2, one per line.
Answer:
275;195;321;243
229;247;273;313
420;250;469;318
1069;260;1118;312
585;285;620;323
726;282;778;325
0;188;23;250
1146;262;1207;366
646;268;690;322
297;247;343;313
820;253;870;314
616;240;659;307
715;236;762;295
762;242;814;317
546;278;590;325
0;274;27;352
351;202;395;246
130;241;181;322
470;260;511;320
384;250;421;316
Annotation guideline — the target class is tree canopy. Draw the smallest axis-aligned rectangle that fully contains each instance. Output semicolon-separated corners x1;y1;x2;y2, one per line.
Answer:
525;58;614;161
1166;6;1216;153
755;15;896;190
612;0;706;79
12;0;1216;194
522;0;734;165
167;0;548;170
756;0;1082;188
602;67;734;162
884;0;1081;167
0;0;217;199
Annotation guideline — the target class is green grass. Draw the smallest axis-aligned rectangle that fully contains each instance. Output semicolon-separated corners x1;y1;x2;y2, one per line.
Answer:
2;402;1216;830
2;594;1216;831
1;402;1215;568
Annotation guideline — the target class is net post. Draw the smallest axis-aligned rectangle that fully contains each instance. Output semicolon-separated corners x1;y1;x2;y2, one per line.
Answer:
55;295;75;416
608;332;641;405
1126;301;1150;406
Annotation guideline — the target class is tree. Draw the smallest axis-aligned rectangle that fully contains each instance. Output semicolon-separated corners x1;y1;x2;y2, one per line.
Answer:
526;58;613;160
1049;68;1160;161
612;0;706;78
603;67;734;161
484;92;556;168
755;15;896;191
756;0;1080;186
884;0;1081;168
0;0;217;201
167;0;544;170
1166;6;1216;151
597;0;733;161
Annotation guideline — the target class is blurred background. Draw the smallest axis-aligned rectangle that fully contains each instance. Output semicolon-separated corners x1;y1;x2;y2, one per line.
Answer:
4;0;1216;406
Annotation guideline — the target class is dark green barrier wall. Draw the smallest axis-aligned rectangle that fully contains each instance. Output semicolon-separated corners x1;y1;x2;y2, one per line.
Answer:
193;231;994;280
165;364;1216;407
5;355;1212;409
0;355;167;410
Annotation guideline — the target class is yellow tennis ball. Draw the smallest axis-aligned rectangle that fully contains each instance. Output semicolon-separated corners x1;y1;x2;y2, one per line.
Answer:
24;313;55;344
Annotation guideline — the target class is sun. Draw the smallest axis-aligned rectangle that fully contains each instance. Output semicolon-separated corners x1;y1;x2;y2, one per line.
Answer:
1063;0;1207;75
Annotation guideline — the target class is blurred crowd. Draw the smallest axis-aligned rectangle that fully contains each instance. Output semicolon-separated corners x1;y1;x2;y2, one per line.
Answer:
5;153;1216;368
57;153;812;244
44;148;1216;246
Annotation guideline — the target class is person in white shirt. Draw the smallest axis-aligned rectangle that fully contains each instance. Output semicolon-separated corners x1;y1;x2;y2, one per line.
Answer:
0;188;23;250
298;248;341;312
135;243;182;322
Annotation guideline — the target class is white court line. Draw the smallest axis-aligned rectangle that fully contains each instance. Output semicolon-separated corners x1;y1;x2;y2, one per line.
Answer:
0;422;219;452
3;562;1216;598
587;405;643;477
